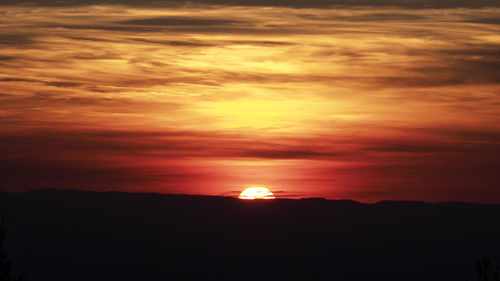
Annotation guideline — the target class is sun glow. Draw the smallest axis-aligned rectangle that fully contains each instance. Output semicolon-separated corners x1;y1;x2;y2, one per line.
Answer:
238;187;276;200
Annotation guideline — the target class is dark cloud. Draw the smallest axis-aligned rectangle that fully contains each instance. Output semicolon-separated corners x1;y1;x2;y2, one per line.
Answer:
0;77;41;83
70;52;122;60
301;12;428;21
366;142;498;153
118;16;244;26
224;40;295;46
437;43;500;58
0;92;187;114
240;149;352;159
42;24;161;33
368;75;467;88
423;128;500;143
65;36;120;42
44;81;84;87
40;16;249;34
365;43;500;88
328;157;500;202
2;126;499;162
129;38;213;47
47;22;303;35
0;158;208;192
0;33;37;47
0;159;150;188
407;62;500;87
349;13;428;21
0;55;16;61
0;77;85;87
464;17;500;25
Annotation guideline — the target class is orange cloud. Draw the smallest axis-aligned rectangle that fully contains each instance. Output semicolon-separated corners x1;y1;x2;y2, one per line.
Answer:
1;5;499;203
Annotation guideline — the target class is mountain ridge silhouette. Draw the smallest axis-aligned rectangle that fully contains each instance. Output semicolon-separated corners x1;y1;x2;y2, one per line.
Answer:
1;188;499;281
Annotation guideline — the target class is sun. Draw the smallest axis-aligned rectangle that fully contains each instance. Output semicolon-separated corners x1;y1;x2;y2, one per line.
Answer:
238;186;276;200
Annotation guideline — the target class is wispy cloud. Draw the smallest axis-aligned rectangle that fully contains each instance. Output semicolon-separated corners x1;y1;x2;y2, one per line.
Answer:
1;0;499;8
0;4;499;202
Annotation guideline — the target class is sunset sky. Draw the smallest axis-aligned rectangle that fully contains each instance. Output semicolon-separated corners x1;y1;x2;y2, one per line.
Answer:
1;0;499;203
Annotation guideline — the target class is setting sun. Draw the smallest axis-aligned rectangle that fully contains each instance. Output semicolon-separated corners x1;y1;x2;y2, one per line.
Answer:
238;187;276;200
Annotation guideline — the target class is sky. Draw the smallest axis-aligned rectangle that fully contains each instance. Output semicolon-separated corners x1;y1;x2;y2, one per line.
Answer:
0;0;499;203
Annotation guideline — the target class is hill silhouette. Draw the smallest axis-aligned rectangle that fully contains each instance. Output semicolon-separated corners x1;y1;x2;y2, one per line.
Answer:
1;189;499;281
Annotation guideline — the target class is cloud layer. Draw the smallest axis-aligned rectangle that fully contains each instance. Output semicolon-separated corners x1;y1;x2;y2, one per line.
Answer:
1;5;499;202
1;0;499;8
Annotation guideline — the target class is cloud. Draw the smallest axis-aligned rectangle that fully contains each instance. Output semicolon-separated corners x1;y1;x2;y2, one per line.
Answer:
1;125;499;162
36;16;253;35
129;38;213;47
0;158;212;192
301;12;429;21
422;128;500;143
41;23;162;33
0;77;41;83
0;4;499;202
464;17;500;25
0;55;16;61
240;149;346;159
0;77;84;88
64;36;119;42
356;43;500;88
1;125;499;201
44;81;85;87
0;33;37;47
118;16;245;26
0;0;499;8
46;22;303;35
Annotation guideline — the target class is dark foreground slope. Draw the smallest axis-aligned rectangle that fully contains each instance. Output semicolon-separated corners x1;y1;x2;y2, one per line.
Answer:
1;189;499;281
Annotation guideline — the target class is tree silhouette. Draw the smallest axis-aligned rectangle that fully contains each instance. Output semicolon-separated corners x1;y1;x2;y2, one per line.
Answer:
476;256;500;281
0;215;25;281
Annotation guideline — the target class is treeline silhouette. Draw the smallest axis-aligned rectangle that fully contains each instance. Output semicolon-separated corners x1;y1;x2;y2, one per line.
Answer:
476;256;500;281
1;189;499;281
0;216;25;281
